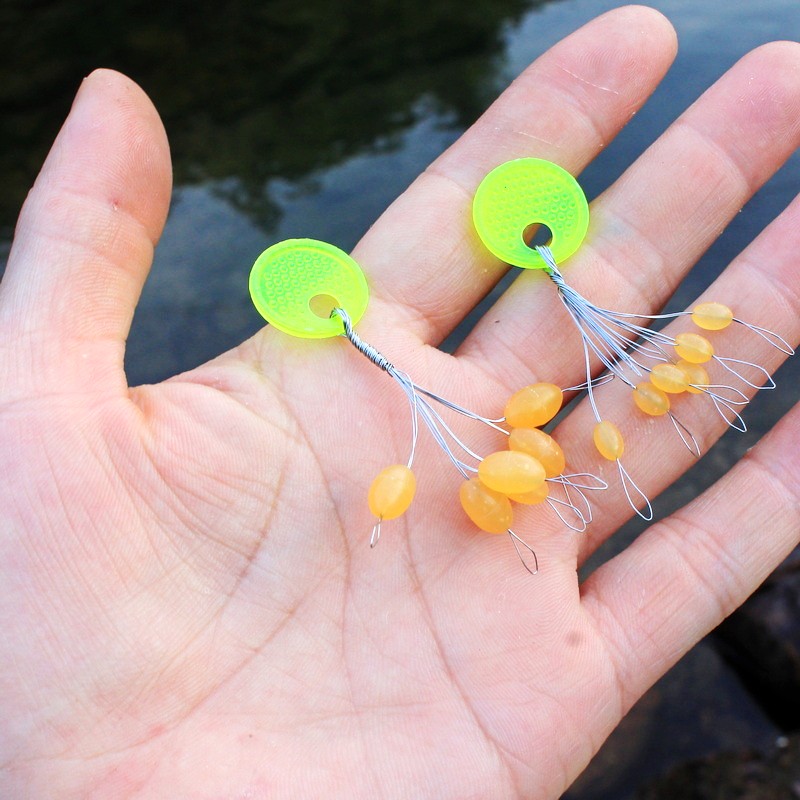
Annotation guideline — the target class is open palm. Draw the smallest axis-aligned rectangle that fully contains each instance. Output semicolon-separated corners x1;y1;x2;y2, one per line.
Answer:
2;7;800;798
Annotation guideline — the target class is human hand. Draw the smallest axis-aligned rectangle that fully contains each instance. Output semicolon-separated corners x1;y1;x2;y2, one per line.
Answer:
2;6;799;798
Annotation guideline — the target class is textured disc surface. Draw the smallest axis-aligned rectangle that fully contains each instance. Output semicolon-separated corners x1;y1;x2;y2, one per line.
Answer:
473;158;589;270
249;239;369;338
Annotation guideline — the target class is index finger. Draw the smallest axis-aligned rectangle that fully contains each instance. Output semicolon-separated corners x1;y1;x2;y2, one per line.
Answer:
351;5;678;345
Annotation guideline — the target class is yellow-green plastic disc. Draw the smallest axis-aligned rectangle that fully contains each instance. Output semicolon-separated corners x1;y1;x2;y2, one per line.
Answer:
249;239;369;338
473;158;589;270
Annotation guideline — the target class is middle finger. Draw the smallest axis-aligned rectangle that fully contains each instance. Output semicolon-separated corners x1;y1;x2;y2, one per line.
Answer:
458;42;800;392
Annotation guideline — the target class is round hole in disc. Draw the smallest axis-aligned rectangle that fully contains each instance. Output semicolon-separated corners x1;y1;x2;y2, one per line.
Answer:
309;293;340;319
523;222;553;249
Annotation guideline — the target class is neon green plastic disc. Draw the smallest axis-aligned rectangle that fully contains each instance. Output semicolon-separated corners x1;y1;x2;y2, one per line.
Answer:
473;158;589;270
249;239;369;338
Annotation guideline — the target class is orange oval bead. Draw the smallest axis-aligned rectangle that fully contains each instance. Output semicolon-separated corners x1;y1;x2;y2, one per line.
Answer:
368;465;416;520
632;382;670;416
691;302;733;331
478;450;546;495
593;420;624;461
674;332;714;364
677;360;710;394
504;383;563;428
459;478;513;534
650;363;690;394
508;427;566;477
508;482;550;505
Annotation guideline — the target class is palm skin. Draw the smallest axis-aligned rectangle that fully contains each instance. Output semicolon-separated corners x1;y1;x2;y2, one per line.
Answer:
2;6;800;798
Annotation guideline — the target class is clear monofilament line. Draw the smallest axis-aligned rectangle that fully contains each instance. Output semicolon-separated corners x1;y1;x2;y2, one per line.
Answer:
572;289;655;521
578;327;603;424
333;306;603;568
541;248;645;383
538;247;790;396
733;320;794;355
715;356;777;390
335;307;393;372
617;459;652;520
549;266;686;385
531;242;796;519
565;373;616;393
547;492;588;532
613;310;795;357
536;245;788;438
407;379;420;468
548;472;609;530
508;529;539;574
415;386;507;432
466;157;794;537
334;308;507;469
668;412;701;457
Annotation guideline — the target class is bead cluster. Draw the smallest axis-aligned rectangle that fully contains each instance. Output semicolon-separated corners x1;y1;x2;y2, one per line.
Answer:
248;158;793;571
627;303;729;423
459;384;565;533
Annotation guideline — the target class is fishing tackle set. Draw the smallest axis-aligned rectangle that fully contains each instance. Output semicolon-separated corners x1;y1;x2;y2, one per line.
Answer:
248;158;793;572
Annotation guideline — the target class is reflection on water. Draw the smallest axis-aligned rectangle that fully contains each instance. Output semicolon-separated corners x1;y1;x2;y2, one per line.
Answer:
1;0;799;797
0;0;535;236
2;0;797;385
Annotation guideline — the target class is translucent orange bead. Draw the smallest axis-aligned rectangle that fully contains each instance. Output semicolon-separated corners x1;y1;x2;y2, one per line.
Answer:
650;363;690;394
674;332;714;364
632;382;670;416
508;482;550;505
508;427;565;477
691;302;733;331
459;478;513;534
677;360;710;394
504;383;563;428
593;420;624;461
368;465;416;520
478;450;546;495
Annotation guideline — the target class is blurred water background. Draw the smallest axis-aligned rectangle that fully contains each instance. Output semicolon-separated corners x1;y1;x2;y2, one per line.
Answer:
2;0;799;796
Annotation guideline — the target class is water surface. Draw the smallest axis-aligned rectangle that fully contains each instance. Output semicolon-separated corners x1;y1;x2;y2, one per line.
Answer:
2;1;799;796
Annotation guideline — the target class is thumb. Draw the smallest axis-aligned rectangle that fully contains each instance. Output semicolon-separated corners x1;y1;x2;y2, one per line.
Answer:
0;69;172;399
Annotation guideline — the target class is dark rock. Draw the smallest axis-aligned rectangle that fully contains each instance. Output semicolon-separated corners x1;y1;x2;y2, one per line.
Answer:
636;733;800;799
713;548;800;732
564;641;778;800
